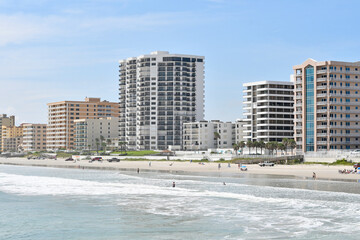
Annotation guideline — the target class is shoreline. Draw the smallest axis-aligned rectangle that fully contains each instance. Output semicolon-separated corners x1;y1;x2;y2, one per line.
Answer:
1;157;360;182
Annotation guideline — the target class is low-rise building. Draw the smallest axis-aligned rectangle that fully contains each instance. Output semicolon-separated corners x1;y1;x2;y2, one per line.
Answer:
22;124;47;152
1;124;23;152
74;117;119;150
183;120;235;151
0;114;15;152
235;119;247;143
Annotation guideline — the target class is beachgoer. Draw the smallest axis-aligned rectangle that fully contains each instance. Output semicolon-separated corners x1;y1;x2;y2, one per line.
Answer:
313;172;316;180
149;161;151;167
218;163;221;170
137;168;140;174
228;162;231;168
172;182;175;187
238;163;240;170
223;182;226;185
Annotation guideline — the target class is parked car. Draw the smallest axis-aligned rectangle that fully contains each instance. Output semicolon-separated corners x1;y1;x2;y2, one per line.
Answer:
65;157;74;161
259;161;275;167
91;157;103;162
354;163;360;169
107;158;120;162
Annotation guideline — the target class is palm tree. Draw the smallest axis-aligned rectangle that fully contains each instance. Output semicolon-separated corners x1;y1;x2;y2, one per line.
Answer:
253;141;259;154
95;138;100;155
214;132;221;149
106;139;112;152
233;143;239;155
288;139;296;155
282;138;289;155
246;140;253;154
239;141;246;155
277;143;286;155
258;141;265;155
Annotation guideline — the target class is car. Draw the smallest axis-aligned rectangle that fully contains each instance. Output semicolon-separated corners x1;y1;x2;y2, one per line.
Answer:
258;161;275;167
107;158;120;162
91;157;103;162
65;157;74;161
354;163;360;169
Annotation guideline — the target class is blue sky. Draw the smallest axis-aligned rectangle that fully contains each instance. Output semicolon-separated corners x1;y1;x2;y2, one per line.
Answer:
1;0;360;124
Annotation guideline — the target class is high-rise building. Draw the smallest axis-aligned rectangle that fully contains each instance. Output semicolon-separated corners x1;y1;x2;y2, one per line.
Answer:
47;97;120;150
1;124;23;152
119;51;205;150
0;114;15;152
243;81;294;142
22;123;47;152
74;117;119;150
293;59;360;152
183;120;235;151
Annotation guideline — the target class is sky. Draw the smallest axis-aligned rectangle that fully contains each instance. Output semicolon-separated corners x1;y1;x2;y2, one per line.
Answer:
1;0;360;124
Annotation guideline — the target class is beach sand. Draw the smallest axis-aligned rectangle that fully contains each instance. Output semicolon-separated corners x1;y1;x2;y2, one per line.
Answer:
1;157;359;181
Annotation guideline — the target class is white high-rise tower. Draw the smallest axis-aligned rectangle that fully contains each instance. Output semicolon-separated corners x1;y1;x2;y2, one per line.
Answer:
119;51;205;150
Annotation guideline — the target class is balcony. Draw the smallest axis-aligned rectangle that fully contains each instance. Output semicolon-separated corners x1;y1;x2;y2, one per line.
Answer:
317;102;327;106
317;77;327;82
317;133;327;137
317;70;327;74
316;85;327;90
317;141;327;145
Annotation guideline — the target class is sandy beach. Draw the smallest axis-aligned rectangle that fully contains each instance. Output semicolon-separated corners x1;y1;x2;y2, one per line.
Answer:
1;157;360;181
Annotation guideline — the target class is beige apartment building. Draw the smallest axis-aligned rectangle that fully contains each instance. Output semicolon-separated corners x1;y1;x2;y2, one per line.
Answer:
1;124;23;152
0;114;15;152
74;117;119;150
22;124;47;152
294;59;360;152
183;120;235;151
47;97;120;150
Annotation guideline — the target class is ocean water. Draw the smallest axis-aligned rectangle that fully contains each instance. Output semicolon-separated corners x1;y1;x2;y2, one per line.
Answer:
1;165;360;240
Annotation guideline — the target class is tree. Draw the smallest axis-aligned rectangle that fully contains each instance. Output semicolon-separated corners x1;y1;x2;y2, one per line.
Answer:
95;138;100;155
214;132;221;149
102;142;106;153
233;143;239;155
277;143;286;155
282;138;289;155
253;141;259;154
288;139;296;155
246;140;253;154
106;139;112;152
258;141;265;155
239;141;246;155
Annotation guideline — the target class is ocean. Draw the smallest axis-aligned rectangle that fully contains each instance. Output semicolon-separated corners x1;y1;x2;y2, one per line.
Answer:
1;164;360;240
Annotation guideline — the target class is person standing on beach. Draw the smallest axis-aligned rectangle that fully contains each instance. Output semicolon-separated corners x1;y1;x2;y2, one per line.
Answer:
313;172;316;180
172;182;175;187
149;161;151;167
137;168;140;174
218;163;221;170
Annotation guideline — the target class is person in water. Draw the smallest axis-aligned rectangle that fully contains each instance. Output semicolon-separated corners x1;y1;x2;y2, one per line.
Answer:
172;182;175;187
137;168;140;174
223;182;226;185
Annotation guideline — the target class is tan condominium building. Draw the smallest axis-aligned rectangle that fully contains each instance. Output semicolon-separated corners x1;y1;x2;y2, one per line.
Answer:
1;124;23;152
243;81;294;143
0;114;15;152
47;97;120;150
74;117;119;150
22;123;47;152
183;120;235;151
294;59;360;152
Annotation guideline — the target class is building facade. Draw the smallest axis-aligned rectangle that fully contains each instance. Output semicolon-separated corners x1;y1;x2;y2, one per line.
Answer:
74;117;119;150
22;124;47;152
47;97;119;150
183;120;235;151
294;59;360;152
0;114;15;152
235;119;246;143
119;51;205;150
1;124;23;152
243;81;294;142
